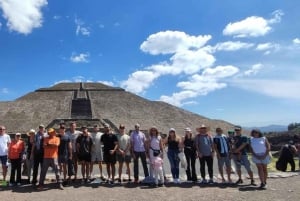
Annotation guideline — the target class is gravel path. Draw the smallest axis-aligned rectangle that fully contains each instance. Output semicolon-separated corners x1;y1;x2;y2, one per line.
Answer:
1;172;299;201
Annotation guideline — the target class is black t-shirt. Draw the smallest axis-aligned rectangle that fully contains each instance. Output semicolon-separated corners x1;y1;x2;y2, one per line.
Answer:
76;134;93;155
100;133;118;154
184;137;196;151
58;134;71;157
168;139;179;150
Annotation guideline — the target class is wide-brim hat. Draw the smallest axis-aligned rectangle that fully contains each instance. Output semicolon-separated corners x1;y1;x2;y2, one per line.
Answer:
27;129;36;136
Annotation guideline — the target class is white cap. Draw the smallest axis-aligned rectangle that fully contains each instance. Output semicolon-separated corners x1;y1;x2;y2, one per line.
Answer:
169;128;176;132
184;127;191;132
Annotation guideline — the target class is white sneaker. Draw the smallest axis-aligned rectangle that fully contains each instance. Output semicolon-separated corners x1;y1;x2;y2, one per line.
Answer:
176;178;181;184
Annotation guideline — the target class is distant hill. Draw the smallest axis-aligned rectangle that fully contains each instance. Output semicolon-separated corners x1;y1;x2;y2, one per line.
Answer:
245;125;288;133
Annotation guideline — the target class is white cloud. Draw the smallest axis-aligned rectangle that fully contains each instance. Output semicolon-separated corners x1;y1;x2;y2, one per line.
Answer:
0;22;2;29
244;63;263;76
160;90;198;107
170;49;215;74
73;76;87;82
114;22;120;27
146;49;215;76
1;88;8;94
268;10;284;24
232;79;300;100
223;10;283;38
256;42;280;51
140;30;211;55
214;41;254;51
54;77;115;86
0;0;47;34
120;70;160;94
177;76;227;94
53;15;61;20
70;52;90;63
202;65;240;78
54;76;87;84
256;43;272;51
176;66;238;93
293;38;300;45
122;31;242;106
98;81;114;86
255;42;280;55
160;65;239;106
122;30;216;94
75;17;90;36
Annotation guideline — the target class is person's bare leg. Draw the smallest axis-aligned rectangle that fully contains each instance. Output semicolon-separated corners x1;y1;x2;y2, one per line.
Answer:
2;165;7;181
118;162;123;180
125;162;131;180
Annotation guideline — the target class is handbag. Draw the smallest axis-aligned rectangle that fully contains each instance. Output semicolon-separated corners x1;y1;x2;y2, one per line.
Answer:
178;152;187;169
151;147;160;157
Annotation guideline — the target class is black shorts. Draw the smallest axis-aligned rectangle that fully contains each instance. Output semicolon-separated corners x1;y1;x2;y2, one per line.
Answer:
58;156;68;164
103;153;116;164
0;155;8;166
116;154;132;163
77;153;91;162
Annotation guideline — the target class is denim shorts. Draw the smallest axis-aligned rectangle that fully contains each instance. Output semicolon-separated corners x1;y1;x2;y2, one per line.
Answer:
233;154;252;172
0;155;8;166
252;154;271;165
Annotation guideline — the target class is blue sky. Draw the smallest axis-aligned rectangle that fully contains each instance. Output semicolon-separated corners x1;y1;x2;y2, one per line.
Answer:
0;0;299;127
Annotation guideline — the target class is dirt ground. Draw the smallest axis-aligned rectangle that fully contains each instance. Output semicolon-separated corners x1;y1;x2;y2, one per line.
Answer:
0;174;299;201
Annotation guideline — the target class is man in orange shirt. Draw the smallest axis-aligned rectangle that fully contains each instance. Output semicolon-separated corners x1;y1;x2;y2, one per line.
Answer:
8;133;25;186
37;128;63;190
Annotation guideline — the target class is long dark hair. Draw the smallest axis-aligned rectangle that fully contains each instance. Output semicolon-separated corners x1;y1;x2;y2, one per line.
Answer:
251;129;263;137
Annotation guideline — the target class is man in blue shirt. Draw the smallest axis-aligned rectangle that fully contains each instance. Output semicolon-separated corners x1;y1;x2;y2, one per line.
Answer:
130;123;149;183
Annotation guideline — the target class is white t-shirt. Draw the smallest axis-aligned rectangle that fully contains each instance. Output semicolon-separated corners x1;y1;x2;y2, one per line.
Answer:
0;134;11;156
66;130;81;152
250;137;267;154
150;136;161;150
91;132;103;154
118;134;131;155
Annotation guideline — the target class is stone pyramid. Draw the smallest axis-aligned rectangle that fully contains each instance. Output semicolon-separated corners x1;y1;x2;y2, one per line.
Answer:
0;82;233;135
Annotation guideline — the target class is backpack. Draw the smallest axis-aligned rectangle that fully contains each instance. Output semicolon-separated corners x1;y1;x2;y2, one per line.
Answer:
275;159;286;172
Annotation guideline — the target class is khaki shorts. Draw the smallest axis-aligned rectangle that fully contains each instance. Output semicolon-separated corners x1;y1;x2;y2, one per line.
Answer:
218;155;231;168
91;152;103;162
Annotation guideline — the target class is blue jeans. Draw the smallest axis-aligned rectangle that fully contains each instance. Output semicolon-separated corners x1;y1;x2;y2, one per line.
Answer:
167;149;180;179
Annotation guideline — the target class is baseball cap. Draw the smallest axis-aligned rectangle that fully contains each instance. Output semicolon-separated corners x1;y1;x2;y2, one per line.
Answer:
234;125;242;131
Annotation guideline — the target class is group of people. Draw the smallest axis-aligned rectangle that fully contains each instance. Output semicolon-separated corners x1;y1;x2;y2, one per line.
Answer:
0;123;297;190
180;125;271;189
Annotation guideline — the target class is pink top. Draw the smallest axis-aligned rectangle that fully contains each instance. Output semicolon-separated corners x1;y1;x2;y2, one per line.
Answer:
152;157;163;170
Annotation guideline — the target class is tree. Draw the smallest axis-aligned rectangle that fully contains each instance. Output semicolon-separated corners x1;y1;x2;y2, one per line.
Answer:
288;122;300;131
